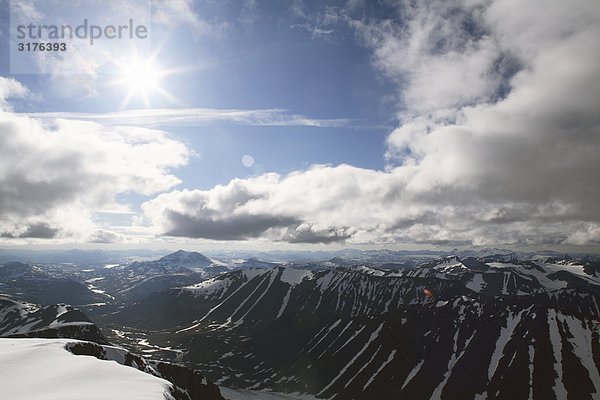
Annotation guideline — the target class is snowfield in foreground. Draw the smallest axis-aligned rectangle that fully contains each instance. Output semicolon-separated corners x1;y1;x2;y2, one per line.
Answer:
0;338;173;400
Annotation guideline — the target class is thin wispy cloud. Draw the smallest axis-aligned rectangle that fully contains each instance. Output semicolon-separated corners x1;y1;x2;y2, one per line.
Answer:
25;108;352;128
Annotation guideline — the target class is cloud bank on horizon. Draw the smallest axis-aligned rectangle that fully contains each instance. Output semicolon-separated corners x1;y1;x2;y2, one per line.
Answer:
1;0;599;248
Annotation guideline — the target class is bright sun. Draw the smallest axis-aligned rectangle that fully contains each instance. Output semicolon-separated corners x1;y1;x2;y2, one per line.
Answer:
123;60;160;93
111;56;176;108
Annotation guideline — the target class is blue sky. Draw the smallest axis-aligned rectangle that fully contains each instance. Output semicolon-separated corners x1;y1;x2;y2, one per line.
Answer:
1;0;599;251
3;0;393;188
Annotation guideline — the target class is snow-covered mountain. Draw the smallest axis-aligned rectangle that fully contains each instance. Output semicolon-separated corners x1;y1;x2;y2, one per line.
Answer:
105;256;600;399
0;251;231;314
134;250;230;274
0;295;108;343
234;257;281;269
85;250;230;303
99;250;231;279
395;255;600;296
0;296;225;400
0;338;177;400
0;338;225;400
160;249;213;265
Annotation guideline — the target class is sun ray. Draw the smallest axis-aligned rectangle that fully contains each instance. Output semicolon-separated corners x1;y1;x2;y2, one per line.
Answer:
106;45;186;109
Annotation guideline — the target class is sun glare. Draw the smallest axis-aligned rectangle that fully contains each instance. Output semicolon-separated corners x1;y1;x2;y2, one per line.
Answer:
111;55;179;109
123;60;159;93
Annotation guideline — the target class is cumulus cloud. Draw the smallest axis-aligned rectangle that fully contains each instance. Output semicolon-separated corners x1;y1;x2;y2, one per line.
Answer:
0;77;29;109
88;229;126;244
379;0;600;236
153;0;227;37
0;77;190;243
1;222;58;239
141;166;386;244
141;0;600;247
351;0;503;116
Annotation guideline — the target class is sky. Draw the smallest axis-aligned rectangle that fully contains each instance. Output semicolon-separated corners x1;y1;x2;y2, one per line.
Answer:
0;0;599;252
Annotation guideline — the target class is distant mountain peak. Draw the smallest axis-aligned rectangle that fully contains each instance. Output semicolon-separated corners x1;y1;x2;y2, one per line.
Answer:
160;250;211;263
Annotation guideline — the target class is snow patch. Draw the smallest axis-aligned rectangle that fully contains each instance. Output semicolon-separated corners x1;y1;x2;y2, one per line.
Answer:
488;310;523;381
466;274;486;292
547;309;568;399
400;359;424;390
84;277;104;283
185;276;232;297
276;287;292;319
54;304;69;318
280;268;313;285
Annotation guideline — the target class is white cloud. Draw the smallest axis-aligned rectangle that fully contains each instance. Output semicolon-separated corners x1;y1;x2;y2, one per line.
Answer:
88;229;126;244
0;77;29;109
352;0;501;116
0;79;190;242
141;166;390;243
9;0;44;22
3;0;599;248
140;0;600;247
152;0;226;37
141;161;600;246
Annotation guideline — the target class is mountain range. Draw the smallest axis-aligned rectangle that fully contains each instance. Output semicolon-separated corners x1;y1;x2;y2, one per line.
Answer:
99;254;600;399
2;250;600;399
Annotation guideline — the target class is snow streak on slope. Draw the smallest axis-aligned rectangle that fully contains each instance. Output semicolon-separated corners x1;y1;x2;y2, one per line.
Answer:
277;287;293;319
400;359;424;390
317;323;384;396
488;310;524;381
231;270;278;327
547;309;568;399
430;328;475;400
365;349;397;391
560;313;600;394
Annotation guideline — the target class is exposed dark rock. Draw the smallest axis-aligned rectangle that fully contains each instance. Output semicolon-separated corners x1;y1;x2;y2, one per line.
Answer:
6;324;110;345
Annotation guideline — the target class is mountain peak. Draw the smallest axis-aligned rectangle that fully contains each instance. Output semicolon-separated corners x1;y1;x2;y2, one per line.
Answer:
160;250;211;263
